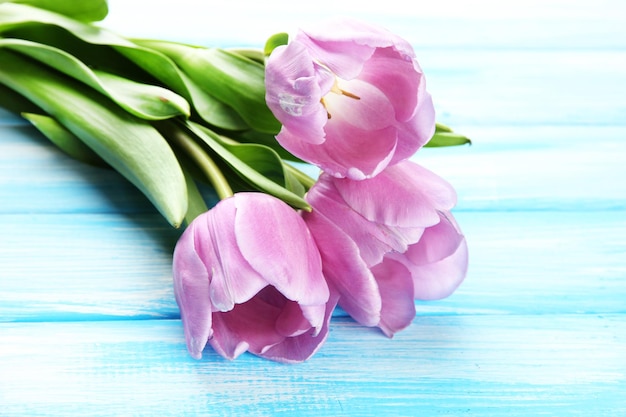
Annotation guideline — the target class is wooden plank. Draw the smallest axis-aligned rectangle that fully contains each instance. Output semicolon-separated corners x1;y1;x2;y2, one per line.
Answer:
0;315;624;416
1;211;624;321
0;213;181;321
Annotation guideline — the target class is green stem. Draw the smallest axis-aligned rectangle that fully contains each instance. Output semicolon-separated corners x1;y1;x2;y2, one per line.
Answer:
158;121;234;200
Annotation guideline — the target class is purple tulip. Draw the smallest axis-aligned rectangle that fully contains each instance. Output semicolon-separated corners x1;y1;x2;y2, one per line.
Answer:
265;17;435;180
302;161;467;336
173;192;334;363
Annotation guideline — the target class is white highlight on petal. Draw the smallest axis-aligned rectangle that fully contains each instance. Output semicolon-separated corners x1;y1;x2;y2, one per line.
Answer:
278;93;307;116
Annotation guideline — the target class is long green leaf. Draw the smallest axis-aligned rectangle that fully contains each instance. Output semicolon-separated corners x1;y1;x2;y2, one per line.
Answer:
0;48;188;227
0;2;246;130
0;0;108;22
135;39;281;134
21;112;108;167
0;38;190;120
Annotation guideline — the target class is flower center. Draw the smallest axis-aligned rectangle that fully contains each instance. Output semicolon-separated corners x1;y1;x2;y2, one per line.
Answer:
322;78;360;119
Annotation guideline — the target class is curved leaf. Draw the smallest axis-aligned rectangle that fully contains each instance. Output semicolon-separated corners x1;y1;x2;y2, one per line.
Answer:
0;38;190;120
0;48;188;227
263;32;289;57
0;0;108;22
0;2;246;130
135;39;281;134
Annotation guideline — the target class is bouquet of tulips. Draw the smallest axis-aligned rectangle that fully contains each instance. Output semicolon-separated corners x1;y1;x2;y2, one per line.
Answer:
0;0;470;363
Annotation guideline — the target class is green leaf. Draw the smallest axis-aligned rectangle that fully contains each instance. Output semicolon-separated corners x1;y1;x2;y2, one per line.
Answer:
160;120;310;210
435;122;454;133
211;134;306;198
264;32;289;57
0;38;190;120
0;81;42;114
135;39;281;134
21;112;108;167
229;48;265;64
0;2;246;130
425;131;472;147
0;48;188;227
0;0;108;22
234;129;302;162
424;122;472;147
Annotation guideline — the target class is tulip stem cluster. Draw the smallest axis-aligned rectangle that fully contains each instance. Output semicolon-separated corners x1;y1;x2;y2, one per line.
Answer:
157;120;234;202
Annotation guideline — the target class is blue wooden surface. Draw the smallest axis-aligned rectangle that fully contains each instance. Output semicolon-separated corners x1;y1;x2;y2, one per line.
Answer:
1;1;626;415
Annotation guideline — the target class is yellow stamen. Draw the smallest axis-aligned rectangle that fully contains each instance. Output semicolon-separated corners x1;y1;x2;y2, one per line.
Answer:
330;79;360;100
320;97;332;119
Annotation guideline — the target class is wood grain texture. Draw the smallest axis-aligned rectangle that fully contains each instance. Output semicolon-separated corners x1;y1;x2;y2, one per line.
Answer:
1;211;624;321
1;0;625;415
1;316;624;416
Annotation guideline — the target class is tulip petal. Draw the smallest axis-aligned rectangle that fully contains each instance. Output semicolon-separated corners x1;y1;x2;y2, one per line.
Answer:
265;42;331;144
198;201;269;312
307;177;424;266
275;301;319;337
358;48;420;123
410;237;468;300
172;225;212;360
234;193;329;306
209;286;286;360
303;210;381;327
258;288;339;363
371;258;417;337
392;92;435;163
280;122;397;180
324;78;396;131
391;211;468;300
297;19;393;79
332;161;457;228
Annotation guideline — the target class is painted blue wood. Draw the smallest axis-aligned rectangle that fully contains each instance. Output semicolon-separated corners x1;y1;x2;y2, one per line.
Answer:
1;0;625;415
1;211;625;321
0;316;624;416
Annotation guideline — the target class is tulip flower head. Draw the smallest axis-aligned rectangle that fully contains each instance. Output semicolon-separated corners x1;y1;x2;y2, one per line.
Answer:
265;17;435;180
302;161;467;336
173;192;333;363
